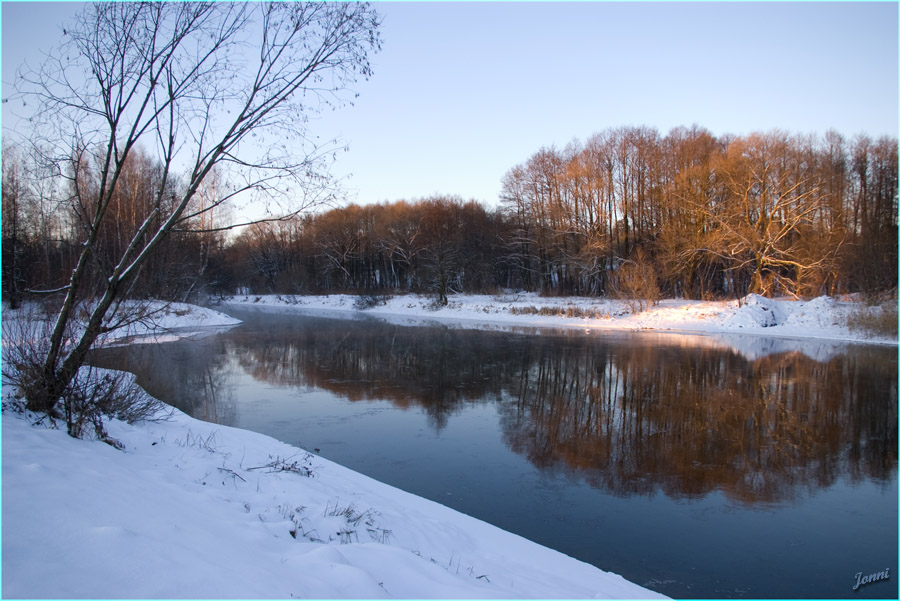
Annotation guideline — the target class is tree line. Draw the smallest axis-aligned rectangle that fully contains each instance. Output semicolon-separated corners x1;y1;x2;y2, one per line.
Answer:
220;125;899;301
500;126;897;300
2;143;220;307
4;125;898;307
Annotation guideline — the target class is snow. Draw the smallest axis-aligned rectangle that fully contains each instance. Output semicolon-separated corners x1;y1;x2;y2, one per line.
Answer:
3;292;893;598
1;300;242;351
101;301;243;344
2;404;664;599
218;292;897;346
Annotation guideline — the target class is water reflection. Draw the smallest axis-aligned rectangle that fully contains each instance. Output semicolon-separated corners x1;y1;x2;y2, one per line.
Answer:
89;311;897;508
501;340;896;504
99;336;239;427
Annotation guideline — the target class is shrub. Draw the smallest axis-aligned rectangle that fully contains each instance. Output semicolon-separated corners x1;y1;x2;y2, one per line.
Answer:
353;292;393;310
613;249;660;313
2;313;169;444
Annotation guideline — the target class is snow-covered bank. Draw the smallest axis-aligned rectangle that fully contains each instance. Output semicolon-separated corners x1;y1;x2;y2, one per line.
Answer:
90;300;243;344
218;292;897;346
1;300;242;348
115;301;243;339
3;293;892;598
1;403;665;599
2;301;662;598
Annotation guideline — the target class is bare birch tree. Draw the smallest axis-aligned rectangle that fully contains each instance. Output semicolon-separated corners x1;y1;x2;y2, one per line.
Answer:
10;1;381;420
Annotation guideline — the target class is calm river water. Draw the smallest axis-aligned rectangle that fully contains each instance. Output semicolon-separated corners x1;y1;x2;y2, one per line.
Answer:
89;306;898;599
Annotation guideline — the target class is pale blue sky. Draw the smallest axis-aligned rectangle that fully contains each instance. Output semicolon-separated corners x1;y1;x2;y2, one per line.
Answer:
3;1;898;207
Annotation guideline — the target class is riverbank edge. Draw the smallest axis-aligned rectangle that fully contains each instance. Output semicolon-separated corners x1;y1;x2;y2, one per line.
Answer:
1;300;669;599
214;292;898;347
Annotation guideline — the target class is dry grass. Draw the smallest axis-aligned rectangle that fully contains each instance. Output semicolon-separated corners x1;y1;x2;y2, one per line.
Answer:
846;301;898;339
508;305;614;319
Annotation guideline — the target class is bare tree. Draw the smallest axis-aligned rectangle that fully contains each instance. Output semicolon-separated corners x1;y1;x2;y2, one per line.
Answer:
2;145;25;309
419;196;465;305
711;132;832;297
313;205;364;291
375;201;424;291
11;2;381;420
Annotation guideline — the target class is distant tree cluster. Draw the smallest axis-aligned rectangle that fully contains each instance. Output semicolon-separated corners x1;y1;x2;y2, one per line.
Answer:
2;144;220;307
218;197;508;302
215;126;897;301
4;126;897;307
499;126;897;300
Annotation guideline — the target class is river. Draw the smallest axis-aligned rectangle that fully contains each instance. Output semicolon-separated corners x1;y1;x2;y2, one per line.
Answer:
88;306;898;599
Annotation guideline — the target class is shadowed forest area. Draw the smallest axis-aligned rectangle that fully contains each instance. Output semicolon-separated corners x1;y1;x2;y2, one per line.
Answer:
3;125;897;306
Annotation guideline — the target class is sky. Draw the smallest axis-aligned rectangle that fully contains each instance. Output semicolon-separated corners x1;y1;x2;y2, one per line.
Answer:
2;1;898;209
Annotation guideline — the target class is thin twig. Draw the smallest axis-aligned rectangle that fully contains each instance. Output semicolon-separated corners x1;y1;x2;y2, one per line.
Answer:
217;467;247;482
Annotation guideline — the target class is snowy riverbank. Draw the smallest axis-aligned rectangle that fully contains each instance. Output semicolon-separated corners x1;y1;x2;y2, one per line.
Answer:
218;291;897;346
3;293;894;598
2;300;666;599
2;400;664;599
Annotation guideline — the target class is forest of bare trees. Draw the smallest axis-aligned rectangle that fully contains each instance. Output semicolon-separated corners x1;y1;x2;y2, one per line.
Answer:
5;125;897;310
496;126;897;300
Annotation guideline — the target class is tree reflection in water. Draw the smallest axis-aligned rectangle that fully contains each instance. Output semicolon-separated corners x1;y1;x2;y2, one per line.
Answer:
91;335;239;428
90;313;897;506
499;341;896;504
